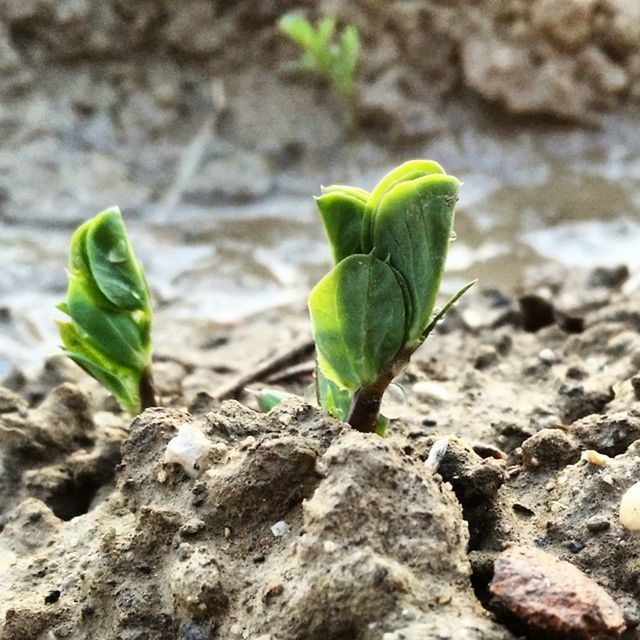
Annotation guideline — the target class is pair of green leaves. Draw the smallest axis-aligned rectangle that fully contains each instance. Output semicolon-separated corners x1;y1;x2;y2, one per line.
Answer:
278;13;360;108
309;160;473;427
57;207;153;415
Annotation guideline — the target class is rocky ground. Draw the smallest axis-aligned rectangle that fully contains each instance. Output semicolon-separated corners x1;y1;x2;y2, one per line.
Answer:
2;264;640;639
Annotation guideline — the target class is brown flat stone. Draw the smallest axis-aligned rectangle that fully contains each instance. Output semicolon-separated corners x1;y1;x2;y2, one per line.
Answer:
490;545;626;639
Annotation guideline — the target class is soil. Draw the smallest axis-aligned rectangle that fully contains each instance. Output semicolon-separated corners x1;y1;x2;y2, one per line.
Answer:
3;2;640;638
2;263;640;639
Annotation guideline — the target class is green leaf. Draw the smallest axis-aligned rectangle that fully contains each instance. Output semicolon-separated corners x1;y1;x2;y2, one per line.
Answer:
334;26;360;98
315;190;368;263
339;26;360;76
316;17;336;53
320;185;369;201
57;321;141;414
59;207;153;415
86;207;149;311
278;12;359;115
421;279;477;341
309;253;406;390
67;277;148;370
375;414;389;437
278;14;315;48
316;365;352;420
256;389;295;412
372;173;460;345
367;160;445;211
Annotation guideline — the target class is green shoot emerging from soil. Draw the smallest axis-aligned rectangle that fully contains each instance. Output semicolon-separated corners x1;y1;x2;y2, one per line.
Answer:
278;13;360;113
309;160;476;434
57;206;155;415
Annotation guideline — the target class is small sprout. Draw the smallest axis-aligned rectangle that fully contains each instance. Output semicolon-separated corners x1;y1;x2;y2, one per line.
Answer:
309;160;476;433
57;207;155;415
278;13;360;116
248;388;296;413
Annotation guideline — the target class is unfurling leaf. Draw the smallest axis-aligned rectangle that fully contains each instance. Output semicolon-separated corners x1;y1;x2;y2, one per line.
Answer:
57;207;154;415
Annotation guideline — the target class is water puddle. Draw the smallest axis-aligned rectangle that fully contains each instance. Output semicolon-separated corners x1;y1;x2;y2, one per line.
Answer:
2;113;640;374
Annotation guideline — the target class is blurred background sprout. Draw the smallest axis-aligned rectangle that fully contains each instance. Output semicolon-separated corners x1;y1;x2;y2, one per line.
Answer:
278;13;360;115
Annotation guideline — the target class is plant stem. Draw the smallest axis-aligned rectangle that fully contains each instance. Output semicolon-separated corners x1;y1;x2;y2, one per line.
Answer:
346;349;412;433
139;367;157;411
347;385;384;433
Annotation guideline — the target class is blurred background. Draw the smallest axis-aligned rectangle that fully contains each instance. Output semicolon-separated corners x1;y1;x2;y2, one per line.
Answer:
1;0;640;375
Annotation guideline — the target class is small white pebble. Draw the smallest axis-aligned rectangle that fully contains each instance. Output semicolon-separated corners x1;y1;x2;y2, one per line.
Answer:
224;527;231;538
538;348;557;364
323;540;337;554
620;481;640;531
602;474;615;486
279;414;293;427
240;436;256;449
164;423;212;478
156;469;167;483
582;450;609;466
270;520;290;537
210;442;229;464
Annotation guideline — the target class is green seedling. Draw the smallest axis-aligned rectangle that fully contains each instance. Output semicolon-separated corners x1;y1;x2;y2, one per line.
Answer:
57;207;155;415
278;13;360;113
309;160;476;434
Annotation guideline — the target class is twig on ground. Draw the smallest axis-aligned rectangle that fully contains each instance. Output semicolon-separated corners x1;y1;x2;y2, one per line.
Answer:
213;338;315;400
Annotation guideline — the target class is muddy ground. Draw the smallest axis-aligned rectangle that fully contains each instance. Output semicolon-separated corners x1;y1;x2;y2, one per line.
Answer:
2;264;640;639
3;0;640;378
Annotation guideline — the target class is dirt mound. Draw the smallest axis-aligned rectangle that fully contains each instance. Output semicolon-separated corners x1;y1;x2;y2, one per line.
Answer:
0;401;509;640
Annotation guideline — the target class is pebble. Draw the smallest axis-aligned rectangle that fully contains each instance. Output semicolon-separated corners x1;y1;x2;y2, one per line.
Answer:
619;481;640;531
538;348;557;364
412;380;452;404
490;545;626;638
270;521;289;537
585;514;611;533
582;450;609;466
164;423;212;478
474;344;498;370
425;436;451;474
323;540;337;554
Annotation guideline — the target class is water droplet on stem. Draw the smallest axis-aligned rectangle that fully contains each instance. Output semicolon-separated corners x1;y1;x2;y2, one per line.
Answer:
380;383;407;419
